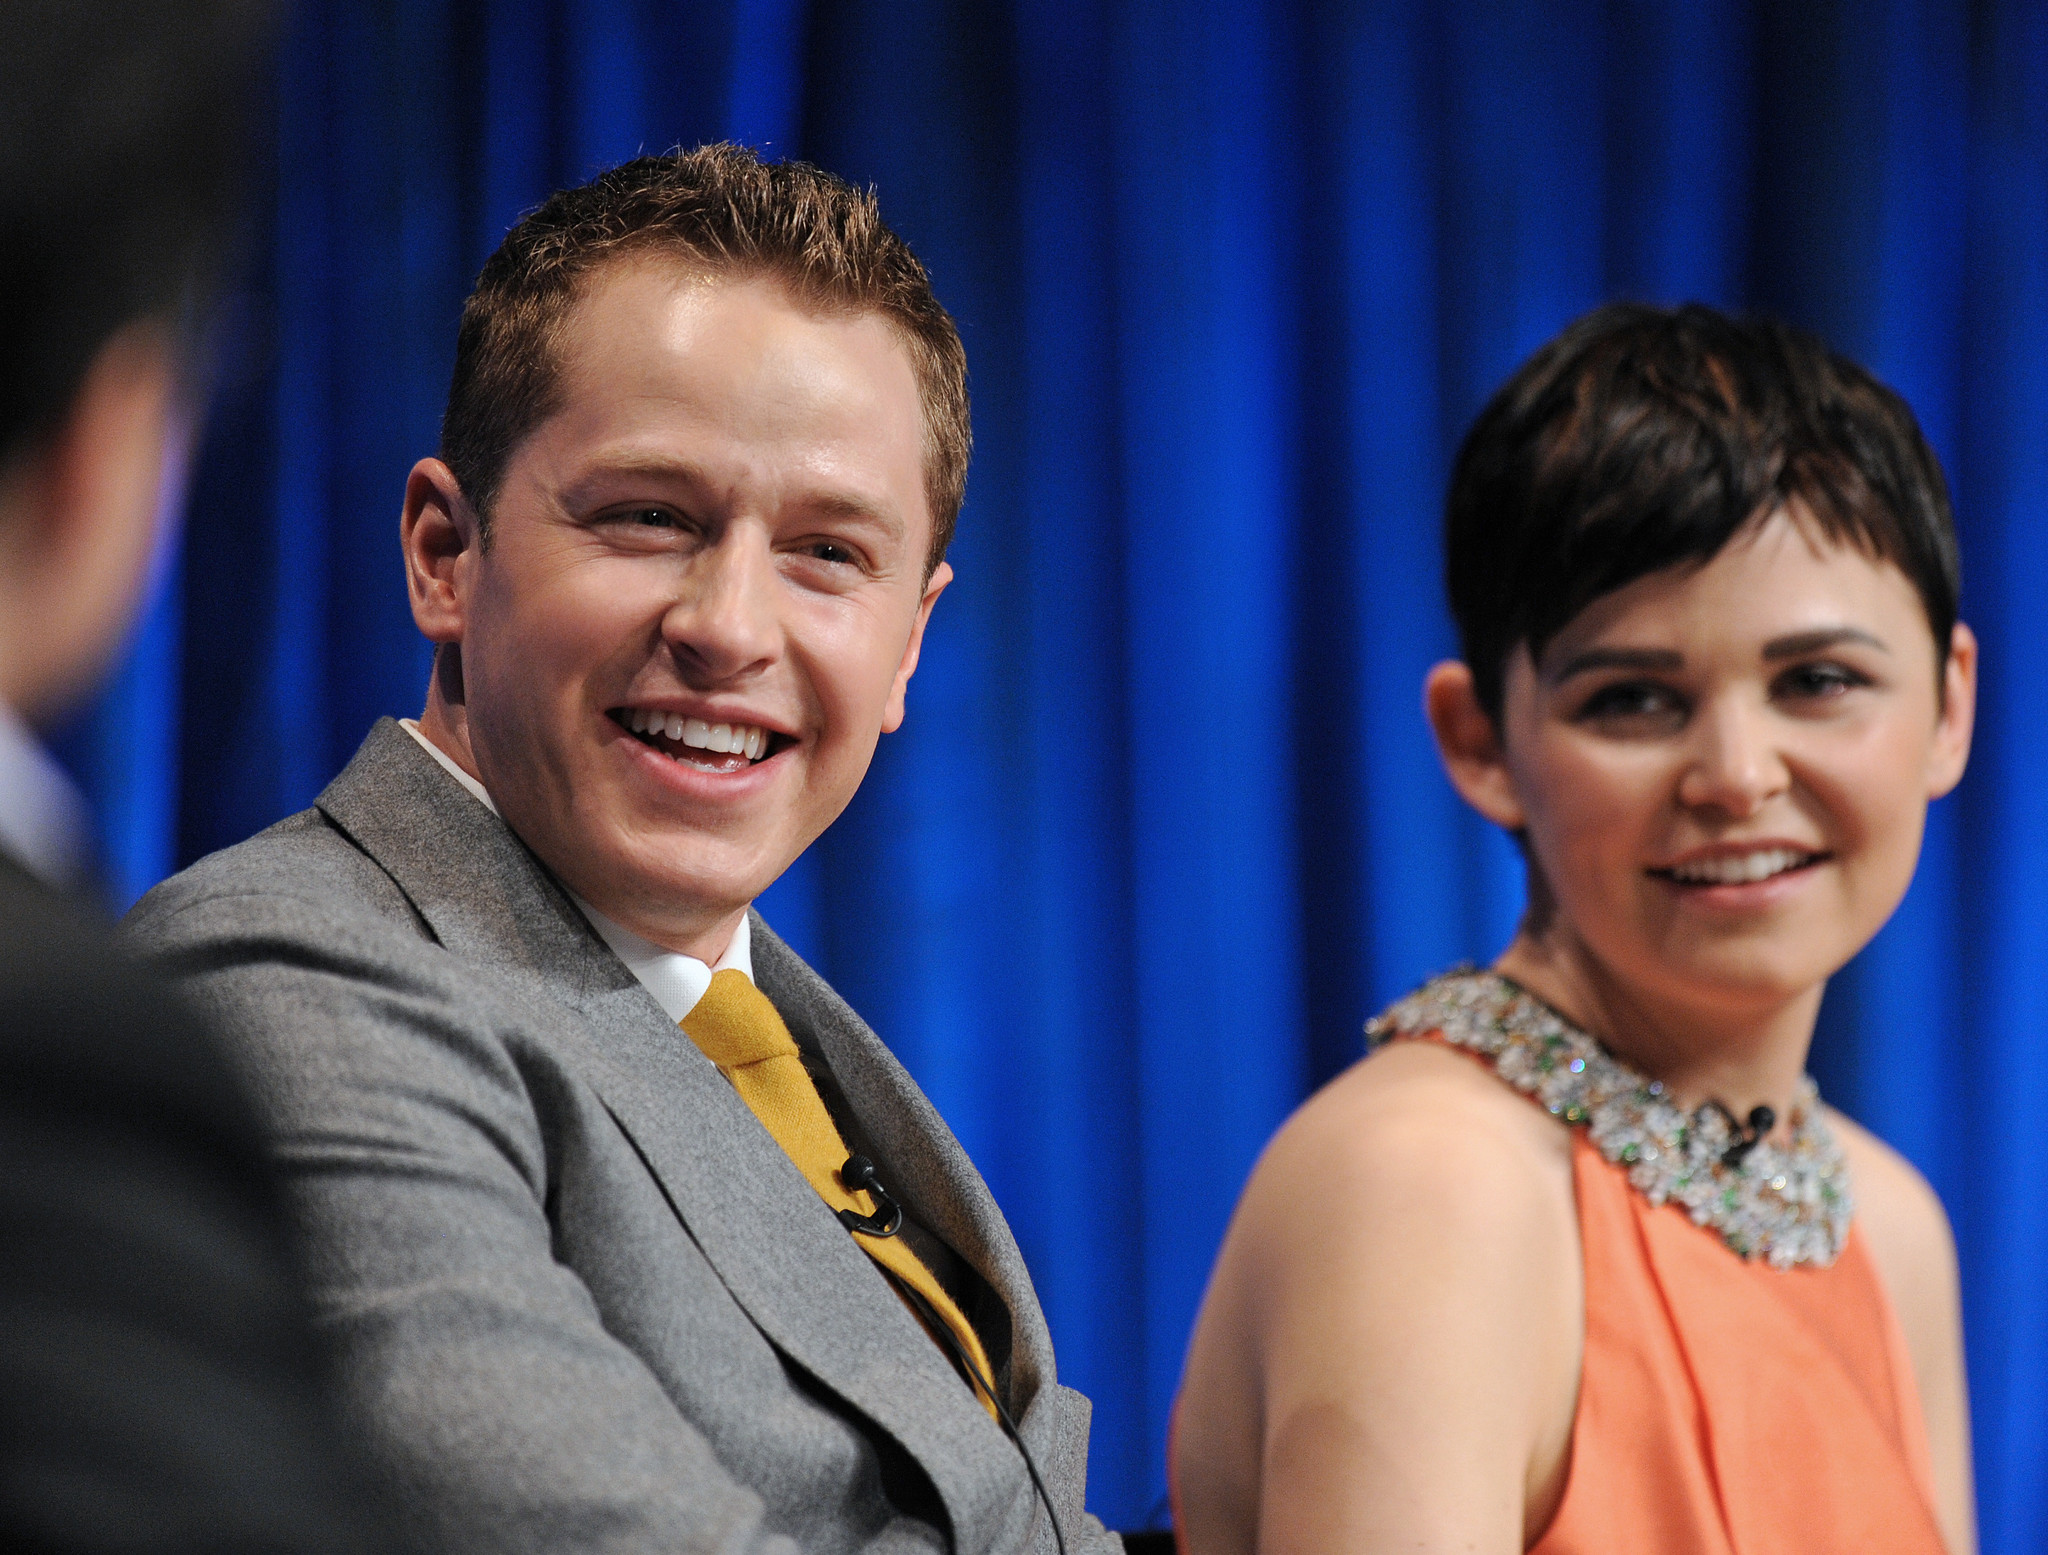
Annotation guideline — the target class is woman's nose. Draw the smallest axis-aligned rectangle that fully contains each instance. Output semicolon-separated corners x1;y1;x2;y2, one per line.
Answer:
1675;699;1789;817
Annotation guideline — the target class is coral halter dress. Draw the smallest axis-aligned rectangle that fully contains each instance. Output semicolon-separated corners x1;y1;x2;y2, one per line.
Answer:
1369;973;1950;1555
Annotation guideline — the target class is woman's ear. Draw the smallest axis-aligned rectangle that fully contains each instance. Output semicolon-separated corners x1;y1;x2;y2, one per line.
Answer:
1424;660;1528;832
1926;620;1977;800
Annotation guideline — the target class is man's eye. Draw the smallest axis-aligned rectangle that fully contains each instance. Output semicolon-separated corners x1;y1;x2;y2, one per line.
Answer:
1577;681;1684;723
625;508;678;528
805;540;856;565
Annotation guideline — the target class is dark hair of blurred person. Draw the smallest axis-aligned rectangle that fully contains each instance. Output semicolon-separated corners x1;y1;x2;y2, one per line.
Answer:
0;1;265;719
0;4;401;1549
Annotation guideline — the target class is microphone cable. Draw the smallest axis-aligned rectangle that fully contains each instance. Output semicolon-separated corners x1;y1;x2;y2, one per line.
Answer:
891;1275;1070;1555
840;1155;1069;1555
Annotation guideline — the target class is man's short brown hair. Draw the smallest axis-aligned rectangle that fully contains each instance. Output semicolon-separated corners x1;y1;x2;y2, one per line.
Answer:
440;143;970;574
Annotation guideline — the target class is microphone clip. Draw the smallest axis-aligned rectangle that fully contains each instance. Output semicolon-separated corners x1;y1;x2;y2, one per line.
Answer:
1707;1101;1777;1169
837;1154;904;1238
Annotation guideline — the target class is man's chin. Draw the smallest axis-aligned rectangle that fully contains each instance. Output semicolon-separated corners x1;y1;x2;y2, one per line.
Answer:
572;841;786;942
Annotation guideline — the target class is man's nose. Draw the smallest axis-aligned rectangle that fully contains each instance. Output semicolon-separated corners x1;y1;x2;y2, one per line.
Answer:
1675;699;1789;818
665;529;781;681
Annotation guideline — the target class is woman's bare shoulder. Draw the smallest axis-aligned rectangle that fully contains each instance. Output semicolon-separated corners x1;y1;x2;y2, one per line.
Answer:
1175;1037;1584;1555
1224;1038;1578;1309
1274;1038;1573;1184
1828;1106;1957;1300
1835;1106;1957;1286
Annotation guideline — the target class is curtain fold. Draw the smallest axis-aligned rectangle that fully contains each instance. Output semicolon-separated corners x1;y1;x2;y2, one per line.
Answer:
57;0;2048;1541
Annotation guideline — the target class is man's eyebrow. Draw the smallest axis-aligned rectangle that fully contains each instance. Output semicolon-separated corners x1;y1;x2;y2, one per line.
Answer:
1762;626;1889;659
798;490;903;533
1548;646;1684;682
563;455;715;499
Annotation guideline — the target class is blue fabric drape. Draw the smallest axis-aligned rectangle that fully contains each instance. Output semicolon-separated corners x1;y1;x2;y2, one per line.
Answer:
57;1;2048;1541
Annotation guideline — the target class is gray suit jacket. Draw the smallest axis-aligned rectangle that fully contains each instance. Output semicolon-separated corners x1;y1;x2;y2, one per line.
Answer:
124;719;1115;1555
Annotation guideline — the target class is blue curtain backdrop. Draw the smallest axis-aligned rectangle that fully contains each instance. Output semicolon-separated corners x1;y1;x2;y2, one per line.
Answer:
56;0;2048;1542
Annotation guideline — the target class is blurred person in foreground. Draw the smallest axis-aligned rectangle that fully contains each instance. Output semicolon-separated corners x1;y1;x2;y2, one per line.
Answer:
1175;303;1976;1555
125;144;1118;1555
0;3;395;1549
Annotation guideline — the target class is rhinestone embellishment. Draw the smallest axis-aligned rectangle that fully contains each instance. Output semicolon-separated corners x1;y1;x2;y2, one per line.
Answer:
1365;970;1853;1269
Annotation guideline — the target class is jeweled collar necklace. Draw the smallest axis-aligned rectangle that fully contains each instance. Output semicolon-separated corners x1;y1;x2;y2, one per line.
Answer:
1365;969;1853;1269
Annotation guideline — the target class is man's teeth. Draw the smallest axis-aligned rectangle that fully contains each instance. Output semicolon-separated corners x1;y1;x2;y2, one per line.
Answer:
624;708;770;761
1667;848;1813;885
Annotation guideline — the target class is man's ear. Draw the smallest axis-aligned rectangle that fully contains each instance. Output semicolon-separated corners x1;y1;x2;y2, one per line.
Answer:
1927;620;1977;800
880;560;952;734
401;457;479;646
1424;659;1528;831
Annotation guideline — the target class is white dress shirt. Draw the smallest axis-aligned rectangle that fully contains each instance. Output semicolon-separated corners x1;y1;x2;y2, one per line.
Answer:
399;719;751;1022
0;700;90;888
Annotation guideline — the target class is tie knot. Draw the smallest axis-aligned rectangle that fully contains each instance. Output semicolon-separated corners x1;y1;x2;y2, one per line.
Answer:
680;968;800;1070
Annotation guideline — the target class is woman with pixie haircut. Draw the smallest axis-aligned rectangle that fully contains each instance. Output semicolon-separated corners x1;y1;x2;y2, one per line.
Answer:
1174;303;1977;1555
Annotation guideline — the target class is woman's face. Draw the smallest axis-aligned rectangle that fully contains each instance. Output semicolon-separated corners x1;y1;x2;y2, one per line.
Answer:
1486;507;1974;1015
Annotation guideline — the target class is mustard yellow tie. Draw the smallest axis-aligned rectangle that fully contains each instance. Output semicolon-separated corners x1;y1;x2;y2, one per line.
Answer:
680;969;999;1419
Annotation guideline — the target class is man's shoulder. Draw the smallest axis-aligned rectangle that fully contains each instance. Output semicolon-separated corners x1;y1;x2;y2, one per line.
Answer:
116;727;630;1097
125;717;493;952
117;789;568;1136
125;803;419;953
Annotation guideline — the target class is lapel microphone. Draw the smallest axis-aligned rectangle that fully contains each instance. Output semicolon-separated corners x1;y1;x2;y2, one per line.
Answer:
1710;1103;1777;1169
837;1154;904;1237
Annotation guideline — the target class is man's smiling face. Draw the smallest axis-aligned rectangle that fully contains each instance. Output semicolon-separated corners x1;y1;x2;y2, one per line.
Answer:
406;258;949;958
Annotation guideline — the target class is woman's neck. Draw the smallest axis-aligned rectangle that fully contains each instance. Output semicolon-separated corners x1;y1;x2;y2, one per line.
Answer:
1492;927;1824;1139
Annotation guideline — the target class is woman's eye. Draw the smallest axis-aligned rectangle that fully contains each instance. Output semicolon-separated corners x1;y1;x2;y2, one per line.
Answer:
1776;661;1869;700
1576;681;1685;725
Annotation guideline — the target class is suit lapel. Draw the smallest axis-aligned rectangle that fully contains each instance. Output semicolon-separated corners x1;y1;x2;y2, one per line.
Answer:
753;919;1059;1413
315;721;1026;1547
563;981;1028;1549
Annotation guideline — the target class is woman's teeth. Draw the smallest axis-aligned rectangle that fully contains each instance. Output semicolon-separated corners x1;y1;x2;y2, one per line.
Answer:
624;708;770;762
1665;848;1815;885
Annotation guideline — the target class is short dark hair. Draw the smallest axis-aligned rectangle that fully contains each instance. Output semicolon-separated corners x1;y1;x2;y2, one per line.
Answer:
0;0;271;468
1445;302;1961;723
441;144;971;576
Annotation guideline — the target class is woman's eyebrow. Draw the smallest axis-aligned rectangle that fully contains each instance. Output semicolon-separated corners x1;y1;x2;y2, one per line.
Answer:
1762;626;1889;659
1548;646;1684;683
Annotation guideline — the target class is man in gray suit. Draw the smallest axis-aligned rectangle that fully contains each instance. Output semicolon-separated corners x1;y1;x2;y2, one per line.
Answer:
128;145;1118;1555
